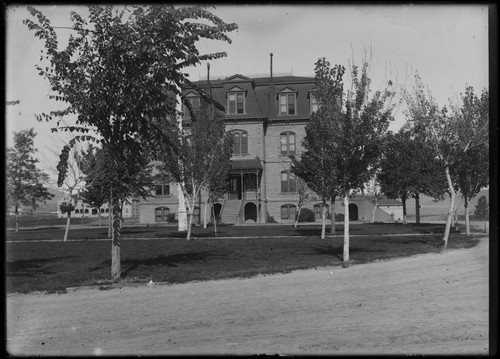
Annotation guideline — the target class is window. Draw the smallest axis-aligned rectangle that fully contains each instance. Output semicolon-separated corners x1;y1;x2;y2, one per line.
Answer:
75;209;80;214
232;130;248;155
92;209;98;215
155;207;170;222
85;209;89;214
280;132;296;155
100;208;105;213
155;184;170;196
228;92;245;114
281;171;297;193
313;203;330;220
281;204;297;220
279;93;296;115
310;95;319;113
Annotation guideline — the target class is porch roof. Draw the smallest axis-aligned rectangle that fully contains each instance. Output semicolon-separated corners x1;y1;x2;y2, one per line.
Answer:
231;158;263;171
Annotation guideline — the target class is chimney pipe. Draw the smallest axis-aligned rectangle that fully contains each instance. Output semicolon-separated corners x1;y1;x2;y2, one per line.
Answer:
270;53;273;80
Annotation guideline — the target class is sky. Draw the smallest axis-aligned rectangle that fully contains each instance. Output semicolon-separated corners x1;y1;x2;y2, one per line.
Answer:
5;4;490;188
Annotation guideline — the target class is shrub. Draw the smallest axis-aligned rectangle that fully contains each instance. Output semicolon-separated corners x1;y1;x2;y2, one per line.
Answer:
265;212;277;223
298;208;315;222
474;195;488;219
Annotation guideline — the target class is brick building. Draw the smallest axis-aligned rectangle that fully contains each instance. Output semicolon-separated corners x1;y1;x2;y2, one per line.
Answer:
138;68;401;225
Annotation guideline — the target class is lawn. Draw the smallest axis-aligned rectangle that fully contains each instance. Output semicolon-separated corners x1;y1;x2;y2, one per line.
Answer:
5;223;482;294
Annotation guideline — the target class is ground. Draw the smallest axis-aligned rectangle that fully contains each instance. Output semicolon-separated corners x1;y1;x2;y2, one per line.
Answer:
6;236;489;355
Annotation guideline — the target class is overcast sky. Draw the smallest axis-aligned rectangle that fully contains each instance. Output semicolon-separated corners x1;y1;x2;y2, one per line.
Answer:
5;4;489;186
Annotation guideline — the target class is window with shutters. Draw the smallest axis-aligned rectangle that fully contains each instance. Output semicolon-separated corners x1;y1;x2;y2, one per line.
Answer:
281;204;297;220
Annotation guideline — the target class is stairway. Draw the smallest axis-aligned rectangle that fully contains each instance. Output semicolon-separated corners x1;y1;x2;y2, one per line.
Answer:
220;200;242;224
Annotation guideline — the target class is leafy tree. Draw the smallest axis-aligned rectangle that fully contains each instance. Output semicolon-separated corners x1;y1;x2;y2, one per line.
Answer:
59;201;75;241
404;74;488;250
6;128;54;232
291;58;344;239
379;128;447;224
293;178;313;228
474;195;489;219
24;5;237;280
451;144;488;234
333;61;395;266
159;100;233;240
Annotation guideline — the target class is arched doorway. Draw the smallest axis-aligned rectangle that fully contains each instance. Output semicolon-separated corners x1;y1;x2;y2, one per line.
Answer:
348;203;359;221
244;202;257;222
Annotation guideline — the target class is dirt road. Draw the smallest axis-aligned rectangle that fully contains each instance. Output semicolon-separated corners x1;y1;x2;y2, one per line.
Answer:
6;237;489;355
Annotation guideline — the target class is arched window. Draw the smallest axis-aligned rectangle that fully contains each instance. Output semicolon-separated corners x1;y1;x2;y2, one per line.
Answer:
313;203;330;220
75;209;80;214
281;170;297;193
155;207;170;222
232;130;248;155
280;131;296;155
281;204;297;220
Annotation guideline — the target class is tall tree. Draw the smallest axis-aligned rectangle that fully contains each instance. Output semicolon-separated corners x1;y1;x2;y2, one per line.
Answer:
404;75;488;250
6;128;54;232
160;100;233;240
291;58;344;239
379;128;447;224
24;5;237;280
333;61;396;266
451;143;488;235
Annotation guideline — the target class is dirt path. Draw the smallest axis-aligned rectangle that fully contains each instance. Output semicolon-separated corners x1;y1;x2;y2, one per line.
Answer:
6;237;489;356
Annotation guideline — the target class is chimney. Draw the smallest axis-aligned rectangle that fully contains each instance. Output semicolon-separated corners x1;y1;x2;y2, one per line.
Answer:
269;53;275;117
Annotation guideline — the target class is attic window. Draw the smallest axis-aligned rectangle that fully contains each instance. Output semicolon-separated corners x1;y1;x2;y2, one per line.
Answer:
228;91;245;114
278;89;297;115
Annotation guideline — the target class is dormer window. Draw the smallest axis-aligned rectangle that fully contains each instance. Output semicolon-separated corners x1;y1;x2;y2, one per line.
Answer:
227;87;246;114
278;88;297;115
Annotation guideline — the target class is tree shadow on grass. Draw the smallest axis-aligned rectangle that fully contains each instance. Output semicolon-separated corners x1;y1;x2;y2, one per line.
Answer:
311;245;387;261
7;256;78;277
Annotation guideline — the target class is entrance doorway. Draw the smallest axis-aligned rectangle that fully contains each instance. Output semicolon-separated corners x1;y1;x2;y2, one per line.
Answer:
244;202;257;222
349;203;359;221
229;176;242;200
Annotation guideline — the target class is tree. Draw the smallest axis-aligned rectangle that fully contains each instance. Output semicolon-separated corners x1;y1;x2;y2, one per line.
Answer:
379;128;447;224
24;5;237;280
293;178;313;228
404;74;488;250
160;100;233;240
59;201;75;241
451;144;488;234
474;195;488;219
332;61;396;266
291;58;344;239
6;128;54;232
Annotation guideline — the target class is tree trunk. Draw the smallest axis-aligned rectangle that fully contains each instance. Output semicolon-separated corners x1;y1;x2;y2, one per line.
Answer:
343;193;350;266
371;198;378;223
203;198;209;229
321;199;326;239
63;213;71;242
465;199;470;236
111;198;121;281
212;205;218;236
442;166;455;251
186;210;194;241
330;197;336;234
415;194;421;224
402;196;407;224
15;204;19;233
294;205;302;228
178;183;188;232
108;206;112;238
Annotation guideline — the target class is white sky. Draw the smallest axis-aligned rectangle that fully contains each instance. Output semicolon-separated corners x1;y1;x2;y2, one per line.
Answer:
5;4;489;185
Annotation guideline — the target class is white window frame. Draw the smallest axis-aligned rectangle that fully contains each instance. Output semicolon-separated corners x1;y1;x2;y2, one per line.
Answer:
228;91;245;114
278;91;297;115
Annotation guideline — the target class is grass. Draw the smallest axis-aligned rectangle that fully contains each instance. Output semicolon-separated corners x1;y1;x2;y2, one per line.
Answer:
5;223;483;294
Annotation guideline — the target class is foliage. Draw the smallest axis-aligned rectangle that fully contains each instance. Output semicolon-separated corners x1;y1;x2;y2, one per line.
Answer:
298;208;315;223
24;4;237;279
403;73;489;249
6;129;54;230
59;201;75;215
265;212;278;223
474;195;488;219
159;100;233;239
